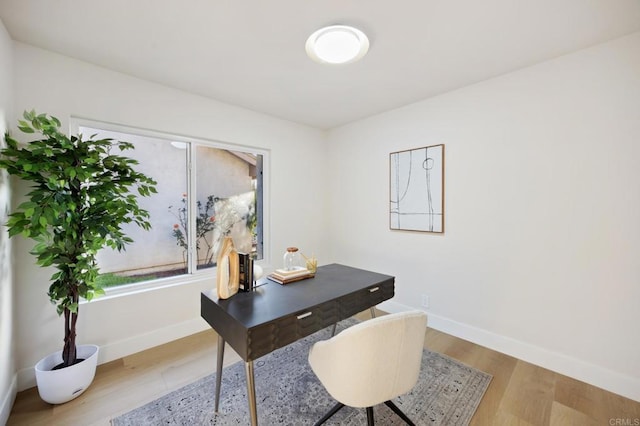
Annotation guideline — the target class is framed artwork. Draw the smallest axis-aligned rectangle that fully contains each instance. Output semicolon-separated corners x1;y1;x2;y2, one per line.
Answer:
389;144;444;233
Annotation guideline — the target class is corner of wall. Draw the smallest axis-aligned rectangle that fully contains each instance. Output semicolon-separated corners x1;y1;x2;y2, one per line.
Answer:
0;15;17;423
0;375;17;426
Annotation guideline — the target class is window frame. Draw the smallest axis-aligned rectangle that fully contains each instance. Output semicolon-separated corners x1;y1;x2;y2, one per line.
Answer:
69;117;270;299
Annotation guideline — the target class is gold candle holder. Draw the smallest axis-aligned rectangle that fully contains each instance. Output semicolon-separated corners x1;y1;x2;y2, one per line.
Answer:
302;253;317;274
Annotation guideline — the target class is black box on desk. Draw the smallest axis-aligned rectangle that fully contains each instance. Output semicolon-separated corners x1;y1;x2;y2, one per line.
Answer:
238;252;254;292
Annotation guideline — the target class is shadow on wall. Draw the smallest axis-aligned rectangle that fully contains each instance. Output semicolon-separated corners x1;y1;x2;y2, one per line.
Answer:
1;112;16;423
1;115;13;312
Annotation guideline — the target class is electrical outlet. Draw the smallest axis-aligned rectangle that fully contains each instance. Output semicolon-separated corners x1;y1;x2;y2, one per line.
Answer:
421;294;429;308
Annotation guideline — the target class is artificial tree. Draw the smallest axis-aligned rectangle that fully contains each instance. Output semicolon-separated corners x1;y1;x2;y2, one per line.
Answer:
0;110;157;368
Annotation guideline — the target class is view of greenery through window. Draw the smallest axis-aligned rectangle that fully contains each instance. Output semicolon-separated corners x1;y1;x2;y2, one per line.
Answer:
76;124;264;290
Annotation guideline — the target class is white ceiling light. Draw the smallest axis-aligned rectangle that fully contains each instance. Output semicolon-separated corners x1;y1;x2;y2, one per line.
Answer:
305;25;369;65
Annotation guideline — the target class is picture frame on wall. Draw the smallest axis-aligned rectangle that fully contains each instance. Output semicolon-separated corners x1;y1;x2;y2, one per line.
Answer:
389;144;444;233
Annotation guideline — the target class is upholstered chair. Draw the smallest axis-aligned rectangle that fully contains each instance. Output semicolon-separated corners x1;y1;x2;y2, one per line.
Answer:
308;310;428;425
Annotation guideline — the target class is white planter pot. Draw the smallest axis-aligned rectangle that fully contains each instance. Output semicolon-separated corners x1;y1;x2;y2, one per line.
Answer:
34;344;99;404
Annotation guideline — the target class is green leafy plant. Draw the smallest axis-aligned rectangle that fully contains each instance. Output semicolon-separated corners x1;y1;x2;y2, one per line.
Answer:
0;110;157;368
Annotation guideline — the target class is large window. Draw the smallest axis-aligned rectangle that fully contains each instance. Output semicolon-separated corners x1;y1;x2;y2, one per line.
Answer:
71;119;266;292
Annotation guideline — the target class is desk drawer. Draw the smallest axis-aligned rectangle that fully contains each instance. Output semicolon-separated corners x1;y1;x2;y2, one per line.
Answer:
246;302;339;360
245;280;393;360
339;281;394;318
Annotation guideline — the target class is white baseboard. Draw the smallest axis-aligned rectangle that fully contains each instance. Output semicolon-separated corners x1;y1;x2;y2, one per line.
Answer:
17;317;210;392
1;374;17;425
377;300;640;402
97;317;210;365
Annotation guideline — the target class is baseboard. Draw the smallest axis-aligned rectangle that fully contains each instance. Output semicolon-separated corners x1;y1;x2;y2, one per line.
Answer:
377;300;640;402
1;374;17;425
17;317;210;392
97;317;210;365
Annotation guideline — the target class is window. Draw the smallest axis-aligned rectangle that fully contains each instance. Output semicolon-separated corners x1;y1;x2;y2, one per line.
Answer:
71;119;266;292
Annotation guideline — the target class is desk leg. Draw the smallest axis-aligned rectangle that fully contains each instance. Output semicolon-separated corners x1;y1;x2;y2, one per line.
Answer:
215;335;225;412
245;361;258;426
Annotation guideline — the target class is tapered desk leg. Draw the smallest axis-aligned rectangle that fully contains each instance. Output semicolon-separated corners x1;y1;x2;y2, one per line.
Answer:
214;335;225;413
245;361;258;426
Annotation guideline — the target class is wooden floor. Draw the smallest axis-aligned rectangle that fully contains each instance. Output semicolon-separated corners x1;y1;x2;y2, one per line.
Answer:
8;310;640;426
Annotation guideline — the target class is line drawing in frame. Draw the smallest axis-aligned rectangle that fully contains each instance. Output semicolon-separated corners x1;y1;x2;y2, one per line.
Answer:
390;144;444;232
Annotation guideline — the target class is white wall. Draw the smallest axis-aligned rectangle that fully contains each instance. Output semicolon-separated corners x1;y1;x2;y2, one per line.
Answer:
11;42;329;390
327;32;640;401
0;18;15;426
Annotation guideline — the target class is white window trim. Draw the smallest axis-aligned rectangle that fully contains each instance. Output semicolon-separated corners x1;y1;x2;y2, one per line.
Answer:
68;117;271;301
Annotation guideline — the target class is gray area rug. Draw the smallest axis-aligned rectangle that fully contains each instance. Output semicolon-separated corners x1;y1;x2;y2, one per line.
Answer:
112;319;491;425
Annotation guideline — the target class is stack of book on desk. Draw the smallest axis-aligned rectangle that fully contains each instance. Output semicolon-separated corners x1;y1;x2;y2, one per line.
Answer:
267;267;315;284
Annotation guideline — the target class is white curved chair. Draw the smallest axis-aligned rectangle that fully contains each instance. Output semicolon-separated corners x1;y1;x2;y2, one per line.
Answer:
308;310;427;425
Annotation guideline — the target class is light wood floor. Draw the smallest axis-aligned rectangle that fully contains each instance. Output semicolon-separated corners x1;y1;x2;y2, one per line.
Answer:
8;310;640;426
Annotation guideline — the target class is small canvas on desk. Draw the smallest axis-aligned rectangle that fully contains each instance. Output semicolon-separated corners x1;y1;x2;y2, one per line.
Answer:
390;144;444;233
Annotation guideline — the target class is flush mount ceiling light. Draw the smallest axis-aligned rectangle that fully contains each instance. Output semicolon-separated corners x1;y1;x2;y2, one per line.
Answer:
305;25;369;65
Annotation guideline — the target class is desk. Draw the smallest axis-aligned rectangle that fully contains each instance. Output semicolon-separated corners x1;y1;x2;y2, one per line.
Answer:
200;263;395;425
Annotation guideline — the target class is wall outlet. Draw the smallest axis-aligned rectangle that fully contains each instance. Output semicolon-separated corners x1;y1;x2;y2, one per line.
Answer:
421;294;430;308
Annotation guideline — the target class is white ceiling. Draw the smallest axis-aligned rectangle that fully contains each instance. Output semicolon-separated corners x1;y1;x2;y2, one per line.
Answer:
1;0;640;129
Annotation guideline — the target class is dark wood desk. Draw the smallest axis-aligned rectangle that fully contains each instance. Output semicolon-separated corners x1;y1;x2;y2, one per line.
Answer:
201;263;395;425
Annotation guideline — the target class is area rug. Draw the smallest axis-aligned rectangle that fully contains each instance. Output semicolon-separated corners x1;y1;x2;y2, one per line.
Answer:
112;319;491;425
